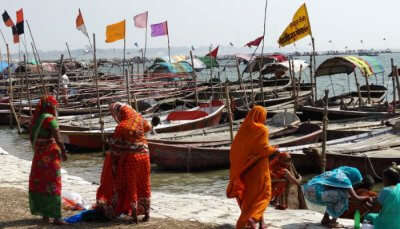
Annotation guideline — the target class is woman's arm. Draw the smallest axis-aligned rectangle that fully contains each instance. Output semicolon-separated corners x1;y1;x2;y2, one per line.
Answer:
284;169;302;186
348;188;373;203
51;127;68;161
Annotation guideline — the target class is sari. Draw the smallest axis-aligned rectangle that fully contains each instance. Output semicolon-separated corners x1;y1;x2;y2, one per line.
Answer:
29;96;62;218
270;152;291;200
303;166;363;218
226;106;277;229
340;188;378;219
365;183;400;229
96;103;152;219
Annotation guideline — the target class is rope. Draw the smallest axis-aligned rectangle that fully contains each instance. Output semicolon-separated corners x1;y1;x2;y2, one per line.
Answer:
363;154;383;180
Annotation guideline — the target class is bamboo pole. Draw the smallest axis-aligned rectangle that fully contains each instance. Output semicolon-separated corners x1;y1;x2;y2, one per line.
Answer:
6;44;22;134
190;50;199;105
56;54;64;101
321;89;329;172
353;71;363;107
364;74;372;104
125;69;131;105
23;55;33;116
309;55;314;105
93;34;106;155
30;42;46;95
224;84;234;143
65;42;72;60
133;93;139;111
235;57;249;109
311;37;317;101
393;63;400;107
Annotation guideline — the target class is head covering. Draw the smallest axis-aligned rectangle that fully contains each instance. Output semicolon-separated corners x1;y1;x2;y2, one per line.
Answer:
227;106;276;199
109;102;137;123
308;166;363;189
31;95;58;127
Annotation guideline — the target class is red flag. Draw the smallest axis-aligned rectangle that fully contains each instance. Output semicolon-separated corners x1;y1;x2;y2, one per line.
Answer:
245;36;264;47
206;46;219;58
76;9;89;38
16;8;24;35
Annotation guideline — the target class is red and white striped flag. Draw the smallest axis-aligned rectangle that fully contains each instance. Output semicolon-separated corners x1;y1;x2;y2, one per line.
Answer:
134;11;148;28
76;9;89;38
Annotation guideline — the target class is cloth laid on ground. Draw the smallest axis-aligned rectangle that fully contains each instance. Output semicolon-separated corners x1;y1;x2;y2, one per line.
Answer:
64;209;109;223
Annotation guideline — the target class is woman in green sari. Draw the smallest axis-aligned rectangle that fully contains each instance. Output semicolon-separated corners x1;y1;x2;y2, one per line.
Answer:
365;165;400;229
29;95;68;225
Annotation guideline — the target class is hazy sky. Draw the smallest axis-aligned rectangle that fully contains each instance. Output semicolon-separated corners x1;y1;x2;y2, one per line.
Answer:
1;0;398;54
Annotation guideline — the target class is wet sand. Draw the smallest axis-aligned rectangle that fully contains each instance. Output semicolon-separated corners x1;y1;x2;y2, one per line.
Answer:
0;149;355;228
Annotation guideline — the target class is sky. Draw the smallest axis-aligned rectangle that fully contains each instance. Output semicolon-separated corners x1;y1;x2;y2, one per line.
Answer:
1;0;399;55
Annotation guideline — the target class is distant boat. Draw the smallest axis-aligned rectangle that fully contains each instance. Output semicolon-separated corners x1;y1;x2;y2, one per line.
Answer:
358;50;379;56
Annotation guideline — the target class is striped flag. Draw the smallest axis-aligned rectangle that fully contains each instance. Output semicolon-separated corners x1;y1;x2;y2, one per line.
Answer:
16;9;24;35
76;9;89;38
2;11;14;27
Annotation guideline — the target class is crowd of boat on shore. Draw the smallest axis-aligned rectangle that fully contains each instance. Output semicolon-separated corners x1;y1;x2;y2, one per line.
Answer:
1;52;400;178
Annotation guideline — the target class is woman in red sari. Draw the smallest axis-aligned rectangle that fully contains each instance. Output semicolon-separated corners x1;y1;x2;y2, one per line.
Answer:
29;95;68;225
96;102;152;223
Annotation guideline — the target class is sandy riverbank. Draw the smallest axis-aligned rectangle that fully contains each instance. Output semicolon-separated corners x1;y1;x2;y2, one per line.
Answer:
0;149;355;228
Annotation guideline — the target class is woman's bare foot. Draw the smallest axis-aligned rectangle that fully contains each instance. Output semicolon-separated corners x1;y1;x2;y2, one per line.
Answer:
142;214;150;222
53;218;68;225
42;216;50;223
259;217;268;229
247;218;257;229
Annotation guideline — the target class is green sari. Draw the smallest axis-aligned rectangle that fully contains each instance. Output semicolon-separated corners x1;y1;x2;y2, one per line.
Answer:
365;183;400;229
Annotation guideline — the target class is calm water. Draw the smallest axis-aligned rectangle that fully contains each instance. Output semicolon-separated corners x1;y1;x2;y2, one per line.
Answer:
3;53;397;197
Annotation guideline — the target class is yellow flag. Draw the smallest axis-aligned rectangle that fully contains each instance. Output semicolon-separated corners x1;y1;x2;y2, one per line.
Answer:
278;4;312;47
105;20;125;43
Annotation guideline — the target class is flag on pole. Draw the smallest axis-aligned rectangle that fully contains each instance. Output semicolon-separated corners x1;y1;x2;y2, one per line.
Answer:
105;20;125;43
76;9;89;38
134;11;148;28
2;11;14;27
11;26;19;43
245;36;264;47
151;21;168;37
206;46;219;58
278;3;312;47
16;9;24;35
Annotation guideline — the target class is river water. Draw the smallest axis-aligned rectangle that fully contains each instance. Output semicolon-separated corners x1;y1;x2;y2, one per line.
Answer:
2;53;397;200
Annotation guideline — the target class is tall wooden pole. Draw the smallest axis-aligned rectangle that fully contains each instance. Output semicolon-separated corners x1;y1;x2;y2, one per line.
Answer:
309;55;314;105
93;33;105;154
167;22;171;63
6;44;22;134
364;74;372;104
311;37;317;101
143;18;148;74
190;50;199;105
225;84;234;143
321;89;329;172
56;54;65;101
125;69;132;106
65;42;72;60
353;71;363;107
23;55;33;116
392;59;400;106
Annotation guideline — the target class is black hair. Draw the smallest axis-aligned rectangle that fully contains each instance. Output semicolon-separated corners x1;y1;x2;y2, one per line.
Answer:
383;167;400;185
151;116;161;127
354;174;375;190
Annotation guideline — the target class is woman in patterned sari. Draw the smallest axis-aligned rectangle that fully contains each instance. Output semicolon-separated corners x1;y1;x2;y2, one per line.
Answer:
96;102;152;223
29;95;68;225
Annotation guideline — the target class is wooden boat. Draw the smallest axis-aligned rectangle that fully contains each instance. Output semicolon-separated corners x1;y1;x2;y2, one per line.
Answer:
149;122;322;171
299;105;393;120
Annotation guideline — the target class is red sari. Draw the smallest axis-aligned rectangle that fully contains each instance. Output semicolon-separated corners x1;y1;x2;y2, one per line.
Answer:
270;152;291;200
96;103;152;219
29;96;62;218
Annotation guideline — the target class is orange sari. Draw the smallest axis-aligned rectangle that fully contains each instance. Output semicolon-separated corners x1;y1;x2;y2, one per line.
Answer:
96;103;152;219
226;106;277;229
270;152;290;200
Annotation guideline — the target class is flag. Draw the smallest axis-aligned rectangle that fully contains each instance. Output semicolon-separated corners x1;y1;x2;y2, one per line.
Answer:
16;9;24;35
2;11;14;27
278;3;312;47
105;20;125;43
12;26;19;43
76;9;89;38
245;36;264;47
151;21;168;37
206;46;219;58
134;11;148;28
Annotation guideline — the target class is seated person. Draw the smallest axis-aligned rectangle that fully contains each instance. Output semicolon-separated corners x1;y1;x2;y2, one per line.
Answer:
365;165;400;228
270;152;302;210
340;174;379;219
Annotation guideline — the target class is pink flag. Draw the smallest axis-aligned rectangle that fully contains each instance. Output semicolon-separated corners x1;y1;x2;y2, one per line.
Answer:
134;11;148;28
151;21;168;37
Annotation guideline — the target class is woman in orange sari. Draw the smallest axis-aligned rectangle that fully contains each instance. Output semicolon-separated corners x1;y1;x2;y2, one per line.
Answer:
96;102;152;223
226;106;279;229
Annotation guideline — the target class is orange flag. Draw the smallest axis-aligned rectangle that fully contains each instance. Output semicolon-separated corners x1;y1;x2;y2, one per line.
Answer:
105;20;125;43
76;9;89;38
